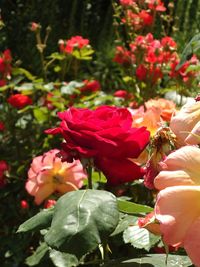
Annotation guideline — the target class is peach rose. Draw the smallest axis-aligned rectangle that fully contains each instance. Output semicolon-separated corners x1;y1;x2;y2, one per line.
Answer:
26;149;87;205
132;106;162;136
131;98;176;136
154;146;200;266
145;98;176;122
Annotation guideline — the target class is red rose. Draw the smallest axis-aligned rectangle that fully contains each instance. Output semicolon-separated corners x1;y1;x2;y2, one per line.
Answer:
0;79;6;87
139;10;153;26
136;64;147;81
0;160;8;188
7;94;32;109
0;121;5;131
80;80;101;93
46;106;150;185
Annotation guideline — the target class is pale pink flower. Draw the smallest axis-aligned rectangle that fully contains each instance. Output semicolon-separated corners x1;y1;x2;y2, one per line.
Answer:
170;101;200;146
26;149;87;205
154;146;200;266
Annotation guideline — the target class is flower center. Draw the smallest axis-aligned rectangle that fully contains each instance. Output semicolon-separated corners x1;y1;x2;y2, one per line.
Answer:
53;174;63;184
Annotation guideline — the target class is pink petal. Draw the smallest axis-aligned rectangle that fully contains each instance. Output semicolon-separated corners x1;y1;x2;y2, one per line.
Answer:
160;146;200;184
25;180;38;195
34;184;54;205
184;216;200;266
154;170;195;190
185;120;200;145
155;186;200;246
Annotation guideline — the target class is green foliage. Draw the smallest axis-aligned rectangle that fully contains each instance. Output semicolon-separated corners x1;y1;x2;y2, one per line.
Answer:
123;225;160;251
49;249;79;267
17;208;54;233
117;199;153;214
45;190;119;259
102;254;193;267
25;243;49;266
176;33;200;70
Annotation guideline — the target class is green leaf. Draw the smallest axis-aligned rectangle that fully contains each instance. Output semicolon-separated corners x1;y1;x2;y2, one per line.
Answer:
33;107;49;123
25;242;49;266
102;254;193;267
17;208;54;233
84;171;107;186
54;65;62;72
12;67;36;81
111;214;138;236
72;47;94;60
49;249;79;267
15;82;34;93
44;190;119;259
176;33;200;70
48;52;65;60
60;81;83;95
117;199;153;214
0;85;9;91
123;225;160;251
186;64;200;73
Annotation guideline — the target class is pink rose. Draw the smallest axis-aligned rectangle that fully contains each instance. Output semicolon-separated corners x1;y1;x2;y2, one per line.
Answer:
46;106;150;185
26;149;87;205
154;146;200;266
170;101;200;146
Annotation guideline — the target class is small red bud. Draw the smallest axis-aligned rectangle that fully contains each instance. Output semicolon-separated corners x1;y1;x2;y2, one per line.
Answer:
44;199;56;209
20;200;29;209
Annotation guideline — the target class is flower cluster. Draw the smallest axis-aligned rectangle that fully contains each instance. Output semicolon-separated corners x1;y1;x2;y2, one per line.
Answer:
59;35;90;55
170;55;199;87
115;33;178;86
119;0;166;32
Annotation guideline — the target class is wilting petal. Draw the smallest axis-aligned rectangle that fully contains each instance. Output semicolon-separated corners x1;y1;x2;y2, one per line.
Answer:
155;186;200;246
138;211;161;235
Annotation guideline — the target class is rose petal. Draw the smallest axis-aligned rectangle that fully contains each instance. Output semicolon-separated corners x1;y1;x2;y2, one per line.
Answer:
155;186;200;246
95;157;144;185
154;170;196;190
184;216;200;267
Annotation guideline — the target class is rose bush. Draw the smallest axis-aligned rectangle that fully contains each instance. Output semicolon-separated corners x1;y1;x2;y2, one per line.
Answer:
46;106;150;185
